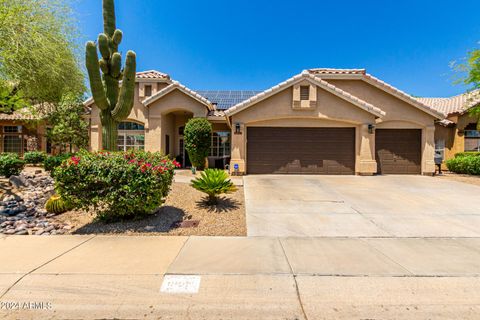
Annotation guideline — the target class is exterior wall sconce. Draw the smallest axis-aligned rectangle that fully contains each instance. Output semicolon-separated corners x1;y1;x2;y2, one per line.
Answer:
368;124;375;134
235;123;242;134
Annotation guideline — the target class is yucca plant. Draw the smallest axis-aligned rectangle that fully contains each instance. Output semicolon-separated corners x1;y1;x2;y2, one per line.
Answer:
191;169;237;205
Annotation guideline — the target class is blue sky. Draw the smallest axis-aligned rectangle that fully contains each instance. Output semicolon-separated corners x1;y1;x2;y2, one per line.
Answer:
73;0;479;97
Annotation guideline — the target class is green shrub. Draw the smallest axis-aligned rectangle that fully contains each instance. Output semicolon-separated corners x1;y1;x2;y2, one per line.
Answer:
446;155;480;175
454;152;480;158
43;153;72;174
191;168;237;204
184;118;212;169
0;153;25;177
23;151;47;164
53;150;180;221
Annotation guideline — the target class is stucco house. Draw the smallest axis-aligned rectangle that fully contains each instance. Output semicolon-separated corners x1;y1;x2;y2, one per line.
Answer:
417;91;480;163
83;68;480;176
0;110;48;156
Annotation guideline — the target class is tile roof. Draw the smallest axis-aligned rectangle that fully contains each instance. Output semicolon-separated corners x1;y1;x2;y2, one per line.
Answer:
136;70;170;80
0;110;37;120
308;68;366;75
416;90;480;116
224;71;385;118
196;90;262;110
142;81;213;110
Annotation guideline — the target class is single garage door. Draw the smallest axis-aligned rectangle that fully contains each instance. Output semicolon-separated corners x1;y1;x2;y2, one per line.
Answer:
247;127;355;174
375;129;421;174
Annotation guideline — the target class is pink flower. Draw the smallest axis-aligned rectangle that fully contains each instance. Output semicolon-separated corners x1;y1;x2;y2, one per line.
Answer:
70;156;80;165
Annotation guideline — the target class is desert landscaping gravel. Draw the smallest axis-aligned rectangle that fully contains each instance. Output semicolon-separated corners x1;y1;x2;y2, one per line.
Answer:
55;181;246;236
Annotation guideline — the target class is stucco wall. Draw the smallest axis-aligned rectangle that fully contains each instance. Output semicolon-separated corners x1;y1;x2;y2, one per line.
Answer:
229;79;438;175
230;84;378;175
327;79;437;174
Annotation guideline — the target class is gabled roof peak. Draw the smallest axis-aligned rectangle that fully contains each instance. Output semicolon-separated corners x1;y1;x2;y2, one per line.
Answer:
136;70;170;80
308;68;366;75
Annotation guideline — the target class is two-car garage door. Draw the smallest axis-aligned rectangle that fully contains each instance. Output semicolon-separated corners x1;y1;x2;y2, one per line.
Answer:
246;127;422;175
247;127;356;174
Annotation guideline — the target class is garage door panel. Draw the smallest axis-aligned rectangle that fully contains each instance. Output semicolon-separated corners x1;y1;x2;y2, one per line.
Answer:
247;127;355;174
375;129;421;175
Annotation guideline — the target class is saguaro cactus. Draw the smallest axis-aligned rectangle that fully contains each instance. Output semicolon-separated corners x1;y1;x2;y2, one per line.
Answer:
85;0;136;151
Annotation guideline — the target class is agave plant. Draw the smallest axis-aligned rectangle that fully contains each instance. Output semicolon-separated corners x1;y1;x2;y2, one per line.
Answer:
191;169;237;205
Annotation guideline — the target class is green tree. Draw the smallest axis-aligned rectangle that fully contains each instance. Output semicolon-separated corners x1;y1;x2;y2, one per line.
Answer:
454;48;480;129
0;82;28;113
184;118;212;169
46;94;89;152
0;0;85;105
85;0;137;151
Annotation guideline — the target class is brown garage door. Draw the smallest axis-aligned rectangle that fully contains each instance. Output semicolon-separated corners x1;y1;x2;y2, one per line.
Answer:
247;127;355;174
375;129;421;174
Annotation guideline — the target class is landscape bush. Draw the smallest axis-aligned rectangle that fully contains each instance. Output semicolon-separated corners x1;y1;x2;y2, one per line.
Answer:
43;153;72;174
454;151;480;158
53;150;180;221
23;151;47;164
0;153;25;177
446;154;480;175
184;118;212;169
191;168;237;205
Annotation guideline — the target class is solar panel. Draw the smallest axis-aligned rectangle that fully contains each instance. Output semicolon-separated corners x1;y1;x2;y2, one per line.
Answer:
196;90;262;110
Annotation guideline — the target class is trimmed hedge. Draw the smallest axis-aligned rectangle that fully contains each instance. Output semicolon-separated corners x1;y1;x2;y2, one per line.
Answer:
184;118;212;169
23;151;47;164
454;152;480;158
53;150;180;221
446;155;480;175
0;153;25;177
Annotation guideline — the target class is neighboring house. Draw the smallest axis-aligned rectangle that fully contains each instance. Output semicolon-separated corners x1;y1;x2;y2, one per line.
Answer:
417;91;480;164
86;69;452;175
0;109;48;156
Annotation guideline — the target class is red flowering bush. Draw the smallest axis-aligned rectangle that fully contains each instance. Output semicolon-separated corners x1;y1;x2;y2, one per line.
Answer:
54;150;180;221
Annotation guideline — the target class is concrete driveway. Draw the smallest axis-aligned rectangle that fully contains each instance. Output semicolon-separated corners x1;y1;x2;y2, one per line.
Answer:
244;175;480;237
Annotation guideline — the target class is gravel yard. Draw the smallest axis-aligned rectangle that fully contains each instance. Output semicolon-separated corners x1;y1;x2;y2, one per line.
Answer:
55;181;246;236
435;172;480;187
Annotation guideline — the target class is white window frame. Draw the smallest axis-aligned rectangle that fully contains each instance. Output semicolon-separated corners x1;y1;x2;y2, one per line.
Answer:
209;131;231;157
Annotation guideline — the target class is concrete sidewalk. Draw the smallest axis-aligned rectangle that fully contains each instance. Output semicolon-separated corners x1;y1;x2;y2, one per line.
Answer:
1;235;480;319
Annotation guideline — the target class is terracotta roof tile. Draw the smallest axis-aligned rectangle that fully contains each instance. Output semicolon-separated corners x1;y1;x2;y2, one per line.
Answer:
416;90;480;116
308;68;366;75
0;110;37;120
136;70;170;80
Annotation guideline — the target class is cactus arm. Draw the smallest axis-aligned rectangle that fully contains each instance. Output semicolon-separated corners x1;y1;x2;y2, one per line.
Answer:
102;0;116;38
98;34;110;59
113;29;123;46
112;51;136;121
110;53;121;78
99;59;108;74
85;41;109;110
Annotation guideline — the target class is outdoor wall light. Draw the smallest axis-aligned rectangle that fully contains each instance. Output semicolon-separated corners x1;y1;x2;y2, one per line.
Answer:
235;123;242;134
368;124;375;134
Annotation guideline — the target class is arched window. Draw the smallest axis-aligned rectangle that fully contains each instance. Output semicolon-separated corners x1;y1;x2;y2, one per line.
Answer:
117;121;145;151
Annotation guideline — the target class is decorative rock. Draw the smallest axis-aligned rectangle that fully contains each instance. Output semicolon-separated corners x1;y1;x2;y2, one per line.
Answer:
14;230;28;235
34;229;45;236
8;176;26;189
144;226;155;232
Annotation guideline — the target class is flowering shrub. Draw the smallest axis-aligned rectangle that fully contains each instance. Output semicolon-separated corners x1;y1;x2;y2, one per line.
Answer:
54;150;180;221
